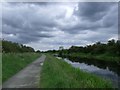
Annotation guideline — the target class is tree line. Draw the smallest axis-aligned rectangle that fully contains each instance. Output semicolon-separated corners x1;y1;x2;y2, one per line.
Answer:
68;39;120;56
2;40;40;53
47;39;120;56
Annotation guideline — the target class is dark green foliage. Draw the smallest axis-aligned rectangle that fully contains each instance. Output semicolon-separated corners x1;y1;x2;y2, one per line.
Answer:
45;39;120;62
50;39;120;57
67;39;120;56
36;50;41;53
2;40;35;53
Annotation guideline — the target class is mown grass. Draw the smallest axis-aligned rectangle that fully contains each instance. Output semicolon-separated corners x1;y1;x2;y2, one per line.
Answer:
39;54;113;88
2;53;41;82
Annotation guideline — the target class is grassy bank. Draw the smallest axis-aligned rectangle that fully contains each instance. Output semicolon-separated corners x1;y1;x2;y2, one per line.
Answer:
62;53;120;63
40;54;112;88
2;53;40;82
0;53;1;85
0;41;1;85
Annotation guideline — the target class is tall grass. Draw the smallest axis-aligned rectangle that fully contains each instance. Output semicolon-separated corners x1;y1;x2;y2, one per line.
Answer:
0;53;2;85
39;54;112;88
2;53;40;82
0;41;1;85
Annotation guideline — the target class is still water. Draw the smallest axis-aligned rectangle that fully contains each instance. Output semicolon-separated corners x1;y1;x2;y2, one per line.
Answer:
56;57;120;88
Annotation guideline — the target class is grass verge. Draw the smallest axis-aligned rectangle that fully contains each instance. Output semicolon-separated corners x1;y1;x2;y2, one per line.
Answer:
2;53;40;82
0;53;1;85
39;54;112;88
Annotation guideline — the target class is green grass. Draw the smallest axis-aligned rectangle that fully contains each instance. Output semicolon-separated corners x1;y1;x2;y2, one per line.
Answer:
39;54;112;88
0;53;2;85
0;41;1;85
2;53;41;82
64;53;120;63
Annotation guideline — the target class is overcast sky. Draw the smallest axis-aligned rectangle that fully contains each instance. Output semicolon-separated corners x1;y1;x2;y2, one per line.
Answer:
2;2;118;51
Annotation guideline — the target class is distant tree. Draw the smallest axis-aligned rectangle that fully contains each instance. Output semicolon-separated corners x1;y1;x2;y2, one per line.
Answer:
59;46;64;50
44;39;120;57
59;46;64;56
116;40;120;56
36;50;41;53
107;39;115;46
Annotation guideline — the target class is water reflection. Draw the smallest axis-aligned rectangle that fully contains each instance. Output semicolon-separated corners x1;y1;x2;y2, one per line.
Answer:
65;56;120;76
57;56;120;88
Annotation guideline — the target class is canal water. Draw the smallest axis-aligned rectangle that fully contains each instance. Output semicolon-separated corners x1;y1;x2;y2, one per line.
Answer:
56;57;120;88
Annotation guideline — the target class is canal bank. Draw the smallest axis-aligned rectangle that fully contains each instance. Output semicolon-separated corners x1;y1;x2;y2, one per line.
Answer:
40;54;113;88
56;54;120;88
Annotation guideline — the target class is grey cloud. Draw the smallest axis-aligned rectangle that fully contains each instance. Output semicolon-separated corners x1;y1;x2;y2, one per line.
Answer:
59;2;118;34
74;2;116;22
17;33;52;44
2;2;118;51
2;2;56;44
59;21;101;34
2;23;53;44
83;33;112;43
2;27;54;44
2;6;56;31
7;2;48;6
102;5;118;28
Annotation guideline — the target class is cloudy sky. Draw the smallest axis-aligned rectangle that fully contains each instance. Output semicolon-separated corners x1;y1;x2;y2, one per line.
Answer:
2;2;118;51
